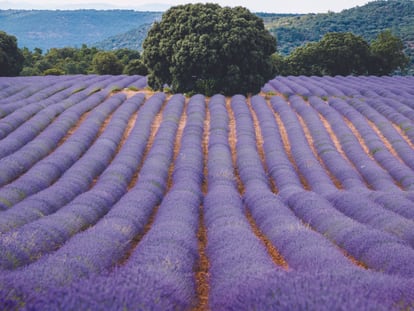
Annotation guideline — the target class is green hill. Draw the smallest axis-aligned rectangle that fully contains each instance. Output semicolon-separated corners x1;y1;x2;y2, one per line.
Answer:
93;24;153;50
264;0;414;59
1;1;413;69
0;9;162;50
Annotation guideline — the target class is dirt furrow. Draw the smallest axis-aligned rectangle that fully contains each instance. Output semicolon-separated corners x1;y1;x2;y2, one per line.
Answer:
245;97;279;193
226;98;289;270
294;111;343;189
265;97;310;191
193;98;211;311
127;98;167;190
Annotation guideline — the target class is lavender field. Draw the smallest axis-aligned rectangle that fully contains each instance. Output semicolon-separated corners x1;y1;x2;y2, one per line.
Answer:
0;74;414;310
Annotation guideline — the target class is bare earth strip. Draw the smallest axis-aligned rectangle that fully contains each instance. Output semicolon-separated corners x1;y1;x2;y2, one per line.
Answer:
392;123;414;150
127;97;166;190
120;96;187;265
294;110;343;190
266;97;310;191
193;97;210;311
317;111;369;185
246;97;279;193
366;118;405;164
226;97;290;270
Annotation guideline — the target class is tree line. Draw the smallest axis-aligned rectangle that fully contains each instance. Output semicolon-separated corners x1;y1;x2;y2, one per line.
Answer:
272;30;409;76
0;32;148;77
0;3;409;96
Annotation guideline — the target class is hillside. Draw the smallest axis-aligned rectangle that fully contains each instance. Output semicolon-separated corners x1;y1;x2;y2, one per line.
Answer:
1;1;413;55
0;9;162;50
93;23;153;50
267;0;414;56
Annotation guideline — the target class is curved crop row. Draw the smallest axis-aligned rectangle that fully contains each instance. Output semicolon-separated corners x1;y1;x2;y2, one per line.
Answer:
0;75;413;310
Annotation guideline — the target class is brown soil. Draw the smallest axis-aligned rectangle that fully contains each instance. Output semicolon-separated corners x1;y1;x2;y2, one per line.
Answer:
391;123;414;150
226;98;244;194
245;97;279;193
58;111;90;147
366;118;404;164
266;97;310;191
193;205;210;311
192;98;211;311
342;117;373;160
127;98;166;190
91;109;139;188
246;210;289;270
294;110;343;190
317;112;371;189
226;97;290;271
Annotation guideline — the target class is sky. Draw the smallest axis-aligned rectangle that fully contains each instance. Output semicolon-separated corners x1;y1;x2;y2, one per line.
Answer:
0;0;370;13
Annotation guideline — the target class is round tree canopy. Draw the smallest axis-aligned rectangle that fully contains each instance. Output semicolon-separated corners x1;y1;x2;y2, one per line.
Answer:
142;3;276;96
0;31;24;76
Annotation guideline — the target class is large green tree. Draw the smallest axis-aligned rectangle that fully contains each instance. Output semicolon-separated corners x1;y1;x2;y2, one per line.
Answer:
287;32;371;76
142;3;276;95
0;31;24;76
369;30;409;75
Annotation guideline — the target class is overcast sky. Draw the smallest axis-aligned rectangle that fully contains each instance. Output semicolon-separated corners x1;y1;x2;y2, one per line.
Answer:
1;0;370;13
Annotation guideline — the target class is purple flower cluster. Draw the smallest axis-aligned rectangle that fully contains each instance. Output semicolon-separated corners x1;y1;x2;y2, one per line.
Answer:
270;96;337;195
205;94;282;310
330;97;414;191
0;75;414;310
289;95;366;190
0;92;126;211
235;95;355;273
0;93;172;270
0;93;145;233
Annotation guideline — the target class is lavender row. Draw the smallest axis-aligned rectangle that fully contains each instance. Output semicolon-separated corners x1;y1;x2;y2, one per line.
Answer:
330;97;414;191
0;93;145;233
358;95;414;165
284;188;414;278
271;95;414;246
0;93;178;270
3;94;202;310
0;79;86;142
0;78;120;188
288;95;366;190
379;94;414;123
270;96;337;195
0;92;126;211
266;96;414;277
0;79;98;157
236;95;358;272
0;79;68;118
0;92;166;279
308;96;401;192
0;75;92;116
249;96;303;194
308;96;414;220
205;94;281;310
0;75;102;140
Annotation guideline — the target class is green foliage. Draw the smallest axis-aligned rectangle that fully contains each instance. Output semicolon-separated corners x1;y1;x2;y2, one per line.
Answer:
124;59;148;75
114;49;141;66
142;3;276;96
20;45;144;76
43;68;65;75
92;51;124;75
264;0;414;72
283;31;407;76
370;30;409;75
0;31;24;76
